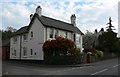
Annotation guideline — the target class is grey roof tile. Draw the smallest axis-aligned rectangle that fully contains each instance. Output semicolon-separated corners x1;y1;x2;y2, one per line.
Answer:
13;13;83;36
30;14;83;34
12;26;28;36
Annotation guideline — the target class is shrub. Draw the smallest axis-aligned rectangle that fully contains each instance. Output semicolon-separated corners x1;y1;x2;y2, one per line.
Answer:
95;50;104;58
42;36;80;64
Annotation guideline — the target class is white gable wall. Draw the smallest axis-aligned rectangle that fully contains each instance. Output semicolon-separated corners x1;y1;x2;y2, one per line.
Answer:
75;33;83;52
27;18;44;60
21;33;29;59
10;35;21;59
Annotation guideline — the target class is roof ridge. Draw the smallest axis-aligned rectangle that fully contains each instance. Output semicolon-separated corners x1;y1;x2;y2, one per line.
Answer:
41;15;73;26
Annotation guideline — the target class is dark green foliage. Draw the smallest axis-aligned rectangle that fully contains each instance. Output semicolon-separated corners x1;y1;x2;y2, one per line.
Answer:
2;30;13;40
1;27;16;41
98;31;118;53
44;55;76;65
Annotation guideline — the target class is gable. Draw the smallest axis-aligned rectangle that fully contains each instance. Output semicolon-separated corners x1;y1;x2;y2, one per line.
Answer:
28;14;83;35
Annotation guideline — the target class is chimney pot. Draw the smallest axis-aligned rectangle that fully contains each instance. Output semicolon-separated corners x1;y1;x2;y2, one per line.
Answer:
30;14;33;20
70;14;76;27
36;5;42;16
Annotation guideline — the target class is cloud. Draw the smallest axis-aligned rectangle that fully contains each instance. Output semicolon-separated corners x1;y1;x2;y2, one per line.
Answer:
1;1;32;29
1;0;119;34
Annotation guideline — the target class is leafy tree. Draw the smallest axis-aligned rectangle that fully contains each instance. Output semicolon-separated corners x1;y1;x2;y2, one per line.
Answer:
6;26;17;32
83;30;97;48
98;31;118;53
98;17;118;53
1;27;16;40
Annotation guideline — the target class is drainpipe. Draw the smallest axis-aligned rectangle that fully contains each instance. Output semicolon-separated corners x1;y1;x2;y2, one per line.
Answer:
19;35;22;60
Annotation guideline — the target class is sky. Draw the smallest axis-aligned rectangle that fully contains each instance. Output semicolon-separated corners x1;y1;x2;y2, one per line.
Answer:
1;0;119;35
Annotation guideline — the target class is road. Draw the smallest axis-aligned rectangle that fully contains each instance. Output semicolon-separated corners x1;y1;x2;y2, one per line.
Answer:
2;58;119;76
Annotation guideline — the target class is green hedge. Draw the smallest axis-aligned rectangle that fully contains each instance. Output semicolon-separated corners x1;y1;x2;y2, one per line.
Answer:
44;50;82;65
45;55;76;65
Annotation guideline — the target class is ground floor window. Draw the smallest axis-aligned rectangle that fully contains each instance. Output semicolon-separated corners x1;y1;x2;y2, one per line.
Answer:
30;49;33;55
23;47;27;56
14;50;16;56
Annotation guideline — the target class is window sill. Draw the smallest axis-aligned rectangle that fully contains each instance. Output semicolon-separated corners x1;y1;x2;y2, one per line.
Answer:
14;56;16;57
30;55;33;57
23;40;28;42
23;56;27;58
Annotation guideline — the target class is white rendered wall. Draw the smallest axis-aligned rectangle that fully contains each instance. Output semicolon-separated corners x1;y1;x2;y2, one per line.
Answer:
10;35;21;59
26;18;45;60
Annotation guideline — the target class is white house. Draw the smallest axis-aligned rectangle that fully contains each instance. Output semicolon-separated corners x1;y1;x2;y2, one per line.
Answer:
10;6;83;60
118;1;120;37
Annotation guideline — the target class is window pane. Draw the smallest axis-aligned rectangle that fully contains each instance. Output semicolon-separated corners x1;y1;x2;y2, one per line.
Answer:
13;37;17;43
14;50;16;56
49;28;53;38
31;32;33;37
65;32;67;38
23;47;27;56
30;49;33;55
23;34;27;40
55;29;58;38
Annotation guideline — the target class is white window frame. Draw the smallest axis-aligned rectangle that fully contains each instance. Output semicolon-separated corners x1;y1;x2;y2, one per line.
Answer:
23;34;28;41
30;49;33;56
14;50;16;56
13;37;17;43
64;31;68;38
49;28;54;39
54;29;58;38
23;47;27;57
31;31;33;38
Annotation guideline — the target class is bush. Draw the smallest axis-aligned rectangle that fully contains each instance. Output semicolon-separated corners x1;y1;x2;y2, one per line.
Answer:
43;36;81;64
43;36;76;56
95;50;104;58
45;55;76;65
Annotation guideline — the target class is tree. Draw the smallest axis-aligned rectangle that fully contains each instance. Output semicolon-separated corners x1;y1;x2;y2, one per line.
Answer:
98;31;118;53
83;30;97;48
1;27;17;40
6;26;17;32
106;17;116;32
98;17;118;53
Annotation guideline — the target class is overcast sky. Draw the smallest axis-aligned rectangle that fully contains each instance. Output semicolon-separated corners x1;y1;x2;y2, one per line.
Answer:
1;0;119;34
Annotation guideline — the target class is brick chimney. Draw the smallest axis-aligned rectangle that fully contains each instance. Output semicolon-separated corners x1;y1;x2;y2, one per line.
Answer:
35;6;42;16
70;14;76;27
30;14;33;20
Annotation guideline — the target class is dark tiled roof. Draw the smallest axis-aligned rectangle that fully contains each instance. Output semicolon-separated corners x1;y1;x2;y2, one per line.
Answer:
29;14;83;35
12;26;28;36
38;15;74;32
14;13;83;36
